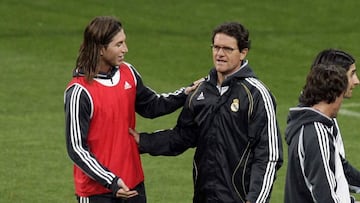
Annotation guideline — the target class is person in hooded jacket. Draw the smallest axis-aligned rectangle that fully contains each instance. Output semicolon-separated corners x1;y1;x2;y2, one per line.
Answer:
310;49;360;194
284;63;353;203
130;22;283;203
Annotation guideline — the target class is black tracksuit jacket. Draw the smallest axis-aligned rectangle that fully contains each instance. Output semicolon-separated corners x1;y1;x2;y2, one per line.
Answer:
285;107;354;203
140;61;283;203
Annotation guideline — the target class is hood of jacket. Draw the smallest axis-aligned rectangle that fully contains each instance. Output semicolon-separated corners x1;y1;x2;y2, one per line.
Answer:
285;106;334;145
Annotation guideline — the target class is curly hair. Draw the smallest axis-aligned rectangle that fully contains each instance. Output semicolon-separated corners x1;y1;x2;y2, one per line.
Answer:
299;64;348;106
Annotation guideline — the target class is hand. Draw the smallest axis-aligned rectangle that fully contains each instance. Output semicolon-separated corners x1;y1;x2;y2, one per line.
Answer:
184;77;205;95
129;128;139;144
115;178;138;199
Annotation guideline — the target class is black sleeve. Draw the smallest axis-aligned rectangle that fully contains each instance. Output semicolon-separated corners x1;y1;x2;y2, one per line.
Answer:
139;97;199;155
64;85;120;195
132;66;187;118
246;89;283;203
301;123;339;203
341;156;360;193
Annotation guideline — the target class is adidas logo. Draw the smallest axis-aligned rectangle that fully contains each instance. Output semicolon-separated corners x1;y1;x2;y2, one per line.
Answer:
197;92;205;100
124;81;132;89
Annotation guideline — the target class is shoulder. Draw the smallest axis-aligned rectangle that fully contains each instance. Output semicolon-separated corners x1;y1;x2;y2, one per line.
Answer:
244;77;270;92
242;77;276;104
64;82;92;103
120;62;141;85
302;122;329;143
121;62;140;75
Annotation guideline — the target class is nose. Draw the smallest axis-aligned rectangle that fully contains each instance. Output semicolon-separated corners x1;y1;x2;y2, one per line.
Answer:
354;74;360;85
122;42;129;53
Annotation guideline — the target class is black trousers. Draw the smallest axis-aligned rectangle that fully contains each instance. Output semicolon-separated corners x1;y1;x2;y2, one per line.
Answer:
76;182;146;203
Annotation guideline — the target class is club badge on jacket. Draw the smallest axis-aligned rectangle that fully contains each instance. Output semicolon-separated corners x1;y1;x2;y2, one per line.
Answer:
231;99;239;112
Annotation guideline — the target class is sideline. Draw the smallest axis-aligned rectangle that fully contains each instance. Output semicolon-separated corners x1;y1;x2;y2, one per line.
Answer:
339;102;360;118
342;103;360;108
339;109;360;118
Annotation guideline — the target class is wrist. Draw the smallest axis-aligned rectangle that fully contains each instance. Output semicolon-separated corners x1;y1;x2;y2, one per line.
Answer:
110;177;121;195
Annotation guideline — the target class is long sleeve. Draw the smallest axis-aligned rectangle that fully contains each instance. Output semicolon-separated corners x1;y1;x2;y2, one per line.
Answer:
301;122;341;203
245;80;283;203
131;66;187;118
139;99;198;155
64;85;120;194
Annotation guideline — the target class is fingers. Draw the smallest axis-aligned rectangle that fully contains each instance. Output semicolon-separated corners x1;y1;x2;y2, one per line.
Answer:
115;179;139;199
128;128;139;144
184;86;196;95
193;77;205;85
128;128;137;136
117;178;129;191
116;188;139;199
184;77;205;95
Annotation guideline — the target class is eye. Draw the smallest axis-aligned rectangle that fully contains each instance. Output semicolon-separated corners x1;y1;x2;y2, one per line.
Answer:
116;41;125;48
211;45;220;51
211;45;237;54
223;47;234;52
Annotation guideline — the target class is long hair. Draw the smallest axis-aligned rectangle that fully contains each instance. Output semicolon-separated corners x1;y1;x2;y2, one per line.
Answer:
75;16;122;81
299;64;348;106
211;22;251;51
311;49;355;71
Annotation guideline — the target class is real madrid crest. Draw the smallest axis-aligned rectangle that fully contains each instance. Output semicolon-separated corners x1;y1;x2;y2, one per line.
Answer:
230;98;239;112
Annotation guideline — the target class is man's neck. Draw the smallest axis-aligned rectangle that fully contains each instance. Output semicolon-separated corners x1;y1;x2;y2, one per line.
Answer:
312;102;336;118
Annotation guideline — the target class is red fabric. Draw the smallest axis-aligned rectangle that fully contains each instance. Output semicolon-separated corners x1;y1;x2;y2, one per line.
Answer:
69;64;144;196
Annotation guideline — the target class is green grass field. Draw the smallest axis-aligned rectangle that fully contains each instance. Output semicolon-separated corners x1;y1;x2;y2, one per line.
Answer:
1;0;360;202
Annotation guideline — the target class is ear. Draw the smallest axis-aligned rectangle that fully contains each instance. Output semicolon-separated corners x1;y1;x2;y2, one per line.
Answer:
239;48;249;61
100;46;106;56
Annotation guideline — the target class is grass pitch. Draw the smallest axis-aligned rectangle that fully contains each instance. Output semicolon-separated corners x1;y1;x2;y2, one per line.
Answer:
1;0;360;202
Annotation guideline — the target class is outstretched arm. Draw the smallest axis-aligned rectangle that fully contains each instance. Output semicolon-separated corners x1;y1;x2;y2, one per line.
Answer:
131;98;199;156
132;65;203;118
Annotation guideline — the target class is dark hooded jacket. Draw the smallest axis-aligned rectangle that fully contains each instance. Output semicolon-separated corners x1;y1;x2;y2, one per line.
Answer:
284;107;352;203
140;61;283;203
